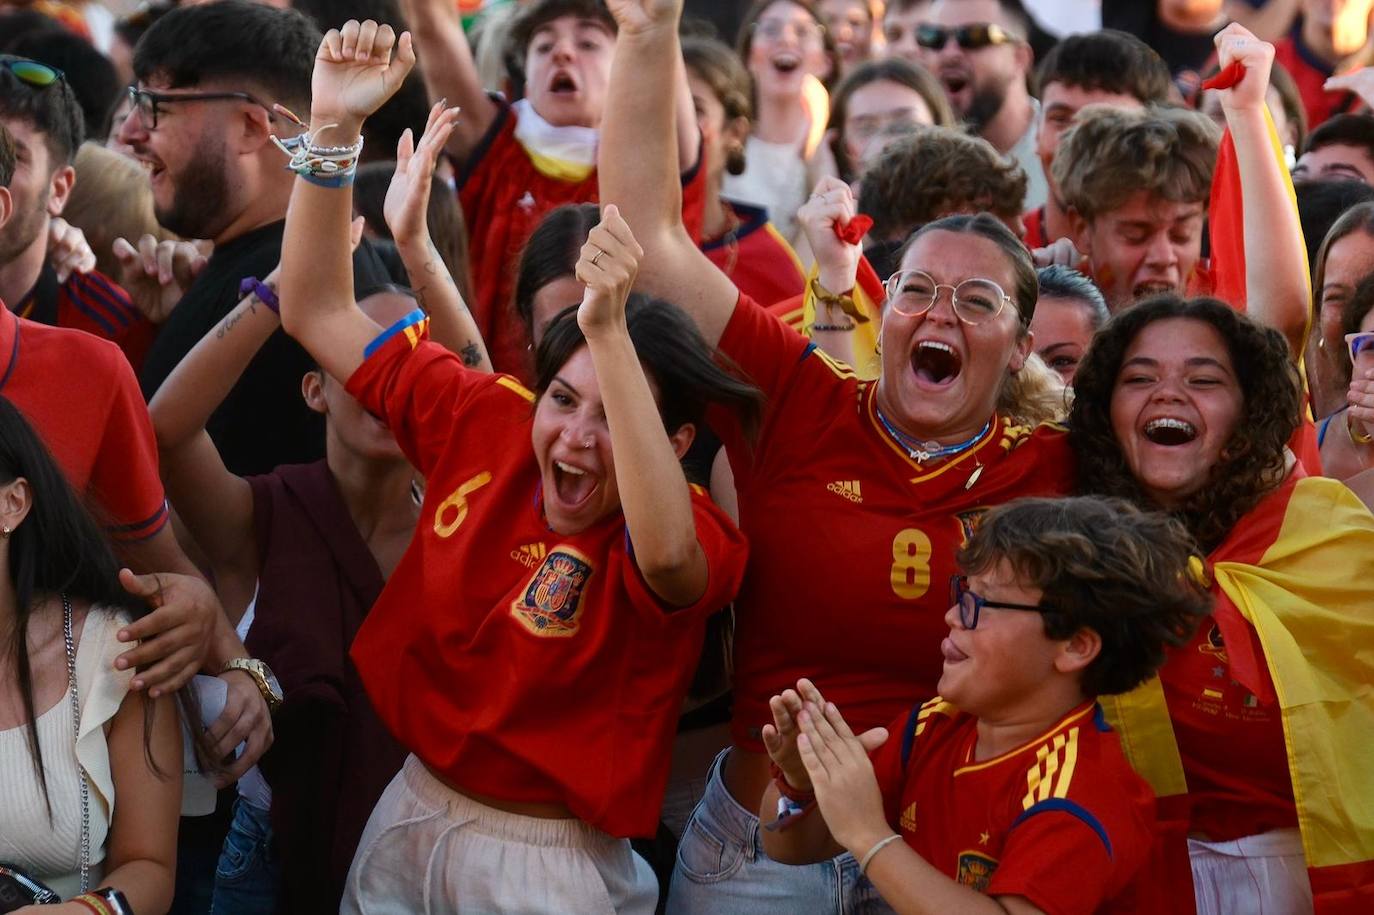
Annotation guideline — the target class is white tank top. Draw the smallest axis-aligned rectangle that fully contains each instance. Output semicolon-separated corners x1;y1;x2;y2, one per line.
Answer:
0;607;133;899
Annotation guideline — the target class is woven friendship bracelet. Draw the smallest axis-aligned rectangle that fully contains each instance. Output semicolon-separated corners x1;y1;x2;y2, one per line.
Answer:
270;105;364;188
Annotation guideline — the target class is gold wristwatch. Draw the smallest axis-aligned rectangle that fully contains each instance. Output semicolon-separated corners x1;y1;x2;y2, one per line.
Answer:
221;658;284;712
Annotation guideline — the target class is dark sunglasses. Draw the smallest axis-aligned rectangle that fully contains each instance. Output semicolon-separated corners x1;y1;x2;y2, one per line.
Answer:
949;575;1052;630
916;23;1014;52
0;56;64;89
126;85;274;130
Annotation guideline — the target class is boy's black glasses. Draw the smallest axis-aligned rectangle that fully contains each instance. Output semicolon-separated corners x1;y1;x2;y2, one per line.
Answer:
916;23;1014;52
0;56;65;89
949;575;1051;630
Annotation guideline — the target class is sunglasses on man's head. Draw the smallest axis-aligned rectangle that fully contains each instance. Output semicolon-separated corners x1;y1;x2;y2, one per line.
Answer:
0;56;64;89
915;23;1013;51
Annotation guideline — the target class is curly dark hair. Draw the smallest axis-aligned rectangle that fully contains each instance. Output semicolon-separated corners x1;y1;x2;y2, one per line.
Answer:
1069;296;1300;553
959;496;1209;697
858;127;1027;242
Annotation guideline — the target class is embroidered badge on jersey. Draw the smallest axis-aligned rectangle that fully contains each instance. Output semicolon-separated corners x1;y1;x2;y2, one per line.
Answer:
957;851;998;891
510;548;595;637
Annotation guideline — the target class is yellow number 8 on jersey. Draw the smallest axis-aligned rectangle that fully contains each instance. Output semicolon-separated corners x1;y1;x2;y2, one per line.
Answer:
890;528;932;599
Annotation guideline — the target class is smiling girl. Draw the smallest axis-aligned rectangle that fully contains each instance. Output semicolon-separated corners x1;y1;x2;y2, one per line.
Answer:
277;21;759;911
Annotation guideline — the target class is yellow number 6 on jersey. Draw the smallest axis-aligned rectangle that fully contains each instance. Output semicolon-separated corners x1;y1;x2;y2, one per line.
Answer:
434;471;493;538
890;528;932;599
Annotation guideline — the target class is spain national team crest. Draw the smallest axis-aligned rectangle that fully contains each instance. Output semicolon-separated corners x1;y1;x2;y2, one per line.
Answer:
510;548;595;637
956;851;998;892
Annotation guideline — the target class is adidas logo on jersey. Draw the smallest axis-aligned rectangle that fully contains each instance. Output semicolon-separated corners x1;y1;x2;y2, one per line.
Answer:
827;480;863;502
900;802;917;832
510;542;547;568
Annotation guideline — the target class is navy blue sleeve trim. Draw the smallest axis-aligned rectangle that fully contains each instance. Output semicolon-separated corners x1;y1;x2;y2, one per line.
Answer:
800;341;817;363
899;704;923;771
1011;798;1114;861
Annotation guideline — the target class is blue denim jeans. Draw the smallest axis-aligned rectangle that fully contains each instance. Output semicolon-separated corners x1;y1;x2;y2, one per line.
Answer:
210;798;278;915
666;749;893;914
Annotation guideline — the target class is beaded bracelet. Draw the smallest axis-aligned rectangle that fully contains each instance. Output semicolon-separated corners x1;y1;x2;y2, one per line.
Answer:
239;277;280;314
270;106;364;188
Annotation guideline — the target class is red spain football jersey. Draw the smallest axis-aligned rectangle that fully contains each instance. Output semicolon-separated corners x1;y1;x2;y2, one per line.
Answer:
870;699;1158;914
702;201;806;308
457;99;706;383
0;305;167;543
712;295;1077;749
344;311;749;838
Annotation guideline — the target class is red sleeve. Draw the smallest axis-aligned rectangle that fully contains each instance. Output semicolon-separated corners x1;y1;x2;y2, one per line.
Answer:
89;343;168;542
344;309;518;477
710;292;858;491
620;484;748;621
986;802;1123;915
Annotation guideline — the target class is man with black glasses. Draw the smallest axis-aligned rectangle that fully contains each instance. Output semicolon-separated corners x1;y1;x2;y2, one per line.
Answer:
114;0;389;477
914;0;1045;208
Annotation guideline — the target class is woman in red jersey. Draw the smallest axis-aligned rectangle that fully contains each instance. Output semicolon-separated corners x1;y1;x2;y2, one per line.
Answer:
1071;295;1374;914
276;22;760;912
598;2;1075;911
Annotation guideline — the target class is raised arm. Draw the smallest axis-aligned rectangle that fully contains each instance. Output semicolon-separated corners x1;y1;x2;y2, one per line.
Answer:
384;101;492;371
279;21;418;382
578;206;706;605
148;276;285;607
601;0;737;346
399;0;498;159
1216;24;1310;354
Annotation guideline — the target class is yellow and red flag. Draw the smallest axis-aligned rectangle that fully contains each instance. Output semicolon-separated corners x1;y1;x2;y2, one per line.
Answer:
1104;472;1374;913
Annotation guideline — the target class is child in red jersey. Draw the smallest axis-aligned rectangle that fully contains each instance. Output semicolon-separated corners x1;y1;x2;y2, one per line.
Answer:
761;496;1211;915
276;21;759;911
404;0;702;380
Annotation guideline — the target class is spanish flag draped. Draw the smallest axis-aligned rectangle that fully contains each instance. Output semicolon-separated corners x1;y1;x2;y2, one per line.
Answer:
1103;472;1374;912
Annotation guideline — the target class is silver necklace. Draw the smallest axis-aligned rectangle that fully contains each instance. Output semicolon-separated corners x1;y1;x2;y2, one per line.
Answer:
875;406;991;463
61;594;91;894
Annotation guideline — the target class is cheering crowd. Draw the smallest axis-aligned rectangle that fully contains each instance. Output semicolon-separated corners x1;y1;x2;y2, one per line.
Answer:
0;0;1372;913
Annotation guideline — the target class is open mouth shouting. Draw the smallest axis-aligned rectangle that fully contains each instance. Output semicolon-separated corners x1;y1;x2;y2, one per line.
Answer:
548;69;580;97
771;52;802;75
911;339;964;390
1131;280;1178;301
550;458;599;513
1141;416;1198;447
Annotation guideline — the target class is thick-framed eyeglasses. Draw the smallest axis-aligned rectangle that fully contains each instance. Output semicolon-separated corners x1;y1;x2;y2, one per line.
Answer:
885;269;1015;325
949;575;1050;630
753;17;826;45
1;55;64;89
126;85;274;130
1347;331;1374;364
916;23;1014;52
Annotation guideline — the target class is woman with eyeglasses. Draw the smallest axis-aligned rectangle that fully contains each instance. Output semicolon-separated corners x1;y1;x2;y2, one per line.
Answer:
1068;294;1374;912
1317;271;1374;481
726;0;840;248
599;3;1074;911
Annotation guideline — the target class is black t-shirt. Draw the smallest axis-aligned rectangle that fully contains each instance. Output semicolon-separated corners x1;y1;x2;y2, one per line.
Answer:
138;220;391;476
